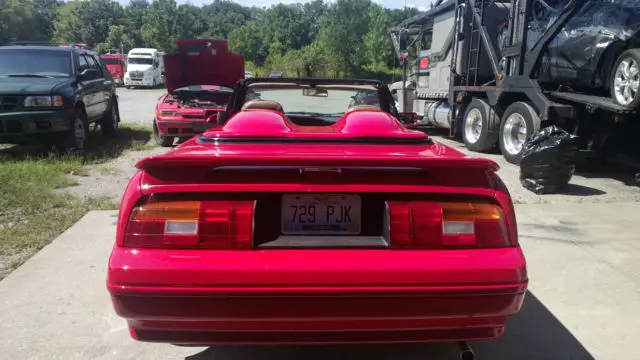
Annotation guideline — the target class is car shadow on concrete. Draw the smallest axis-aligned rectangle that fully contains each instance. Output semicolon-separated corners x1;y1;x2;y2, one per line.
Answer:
519;183;606;197
0;125;152;163
182;291;594;360
557;183;606;196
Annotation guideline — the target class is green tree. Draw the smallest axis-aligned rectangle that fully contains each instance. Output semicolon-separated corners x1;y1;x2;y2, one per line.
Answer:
0;0;40;42
177;3;206;40
77;0;124;46
318;0;373;76
298;41;329;77
124;0;149;47
200;0;252;39
263;41;285;72
32;0;60;41
139;0;181;51
52;1;83;43
5;0;422;80
53;0;124;46
262;4;311;51
96;24;135;53
362;3;393;72
301;0;328;41
228;20;265;64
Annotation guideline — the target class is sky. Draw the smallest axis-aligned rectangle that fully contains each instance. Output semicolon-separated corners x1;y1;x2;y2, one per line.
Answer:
168;0;429;11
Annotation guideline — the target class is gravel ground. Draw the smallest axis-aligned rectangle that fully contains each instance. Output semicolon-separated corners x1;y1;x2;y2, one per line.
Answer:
63;87;640;205
63;88;166;202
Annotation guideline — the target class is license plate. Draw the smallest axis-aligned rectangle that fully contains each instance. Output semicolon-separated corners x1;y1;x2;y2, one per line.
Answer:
281;194;361;235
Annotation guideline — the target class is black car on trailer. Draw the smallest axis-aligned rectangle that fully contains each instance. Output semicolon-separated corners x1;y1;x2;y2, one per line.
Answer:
391;0;640;164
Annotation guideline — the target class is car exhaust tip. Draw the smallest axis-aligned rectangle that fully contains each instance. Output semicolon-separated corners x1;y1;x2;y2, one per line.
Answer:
458;341;475;360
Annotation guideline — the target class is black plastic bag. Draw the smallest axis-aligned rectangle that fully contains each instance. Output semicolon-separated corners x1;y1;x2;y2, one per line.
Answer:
519;126;579;194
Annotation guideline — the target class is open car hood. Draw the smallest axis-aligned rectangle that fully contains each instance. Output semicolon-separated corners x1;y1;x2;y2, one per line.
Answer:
164;39;244;93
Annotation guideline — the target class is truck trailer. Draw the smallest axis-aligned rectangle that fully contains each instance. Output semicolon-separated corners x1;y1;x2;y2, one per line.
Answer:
391;0;640;164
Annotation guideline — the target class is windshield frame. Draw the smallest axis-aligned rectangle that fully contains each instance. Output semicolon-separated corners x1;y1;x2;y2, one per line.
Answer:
246;85;383;120
0;48;73;78
127;57;154;66
217;77;398;125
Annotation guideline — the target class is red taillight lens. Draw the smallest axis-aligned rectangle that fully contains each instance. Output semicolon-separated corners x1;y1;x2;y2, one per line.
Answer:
123;199;255;249
419;57;430;69
386;200;511;249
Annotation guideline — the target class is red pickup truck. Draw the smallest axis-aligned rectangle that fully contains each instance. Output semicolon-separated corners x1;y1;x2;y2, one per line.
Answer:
100;54;126;86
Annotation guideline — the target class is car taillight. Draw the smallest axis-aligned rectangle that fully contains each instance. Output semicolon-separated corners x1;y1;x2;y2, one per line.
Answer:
386;200;511;249
419;56;430;70
123;199;255;249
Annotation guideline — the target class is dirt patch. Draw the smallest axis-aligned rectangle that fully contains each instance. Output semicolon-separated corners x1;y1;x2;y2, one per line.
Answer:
61;146;165;202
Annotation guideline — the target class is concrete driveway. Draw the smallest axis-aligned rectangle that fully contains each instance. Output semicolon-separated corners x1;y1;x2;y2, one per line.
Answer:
1;203;638;360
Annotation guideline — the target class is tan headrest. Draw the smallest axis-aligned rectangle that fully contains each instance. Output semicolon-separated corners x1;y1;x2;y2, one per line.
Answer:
347;104;381;112
241;99;284;113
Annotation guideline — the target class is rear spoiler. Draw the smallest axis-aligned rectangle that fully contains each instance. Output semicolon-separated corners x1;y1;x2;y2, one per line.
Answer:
136;154;500;173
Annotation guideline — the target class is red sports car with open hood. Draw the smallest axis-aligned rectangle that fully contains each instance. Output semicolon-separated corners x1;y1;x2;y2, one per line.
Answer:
108;78;527;354
153;39;244;147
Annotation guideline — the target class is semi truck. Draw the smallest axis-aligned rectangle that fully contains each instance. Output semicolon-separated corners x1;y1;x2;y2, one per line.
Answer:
390;0;640;164
124;48;165;88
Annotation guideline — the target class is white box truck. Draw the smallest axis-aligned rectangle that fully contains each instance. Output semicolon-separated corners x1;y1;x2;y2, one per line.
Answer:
124;48;165;88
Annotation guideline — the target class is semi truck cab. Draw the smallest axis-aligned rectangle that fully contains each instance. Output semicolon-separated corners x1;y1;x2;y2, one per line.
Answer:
124;48;165;88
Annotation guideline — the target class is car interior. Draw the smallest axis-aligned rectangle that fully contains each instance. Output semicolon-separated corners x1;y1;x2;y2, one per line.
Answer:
236;83;390;127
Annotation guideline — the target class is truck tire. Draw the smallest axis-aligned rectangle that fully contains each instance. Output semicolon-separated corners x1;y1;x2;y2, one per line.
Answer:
153;120;174;147
462;98;500;152
610;49;640;108
499;102;541;164
55;109;89;153
101;99;120;136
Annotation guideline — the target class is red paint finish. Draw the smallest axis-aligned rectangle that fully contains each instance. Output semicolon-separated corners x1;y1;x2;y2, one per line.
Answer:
203;109;427;139
153;38;243;137
100;55;125;81
164;39;244;92
154;93;226;137
108;108;528;345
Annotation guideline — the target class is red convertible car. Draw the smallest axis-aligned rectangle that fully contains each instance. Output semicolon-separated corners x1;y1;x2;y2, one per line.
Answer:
153;39;244;147
108;78;527;352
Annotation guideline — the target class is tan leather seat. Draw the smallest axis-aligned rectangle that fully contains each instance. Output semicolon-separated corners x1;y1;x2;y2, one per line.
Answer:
241;99;284;113
347;104;381;112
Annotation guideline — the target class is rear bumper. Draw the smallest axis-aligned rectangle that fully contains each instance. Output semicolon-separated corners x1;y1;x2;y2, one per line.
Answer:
108;247;527;344
156;119;202;137
0;110;73;141
191;121;216;133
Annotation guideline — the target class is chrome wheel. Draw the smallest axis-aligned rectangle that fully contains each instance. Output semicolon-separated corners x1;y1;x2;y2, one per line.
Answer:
464;108;483;144
502;113;527;155
613;58;640;106
74;117;86;149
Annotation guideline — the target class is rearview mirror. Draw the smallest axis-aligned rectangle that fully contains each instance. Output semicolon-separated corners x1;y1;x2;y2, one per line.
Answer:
398;112;418;126
303;88;328;97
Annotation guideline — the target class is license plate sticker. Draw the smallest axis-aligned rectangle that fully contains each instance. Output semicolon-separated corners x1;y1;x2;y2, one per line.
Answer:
281;194;361;235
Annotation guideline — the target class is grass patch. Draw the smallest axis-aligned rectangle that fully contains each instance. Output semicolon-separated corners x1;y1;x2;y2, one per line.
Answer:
0;123;154;280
